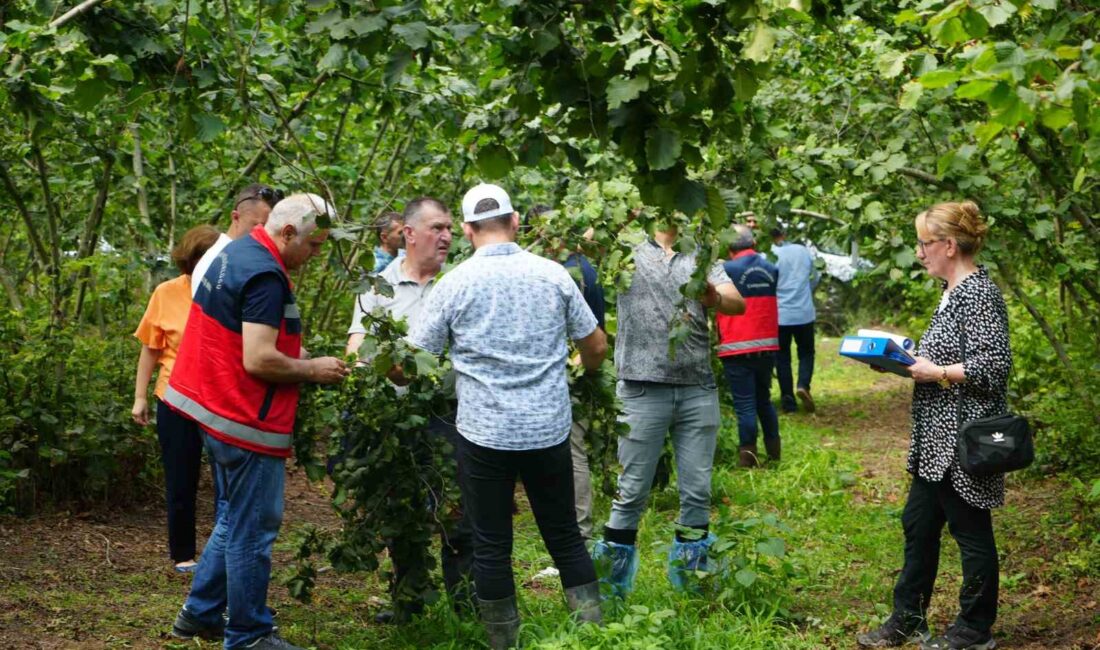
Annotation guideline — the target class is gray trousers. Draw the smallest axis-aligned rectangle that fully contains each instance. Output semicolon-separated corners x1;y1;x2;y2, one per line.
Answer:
607;380;720;531
569;421;594;540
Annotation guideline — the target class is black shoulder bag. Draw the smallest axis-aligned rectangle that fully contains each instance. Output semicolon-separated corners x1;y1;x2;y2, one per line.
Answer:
954;303;1034;477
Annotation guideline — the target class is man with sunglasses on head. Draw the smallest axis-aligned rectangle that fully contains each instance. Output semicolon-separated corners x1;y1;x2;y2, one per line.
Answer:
191;184;284;298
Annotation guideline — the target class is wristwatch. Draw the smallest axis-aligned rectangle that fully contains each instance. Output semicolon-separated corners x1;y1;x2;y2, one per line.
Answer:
937;366;950;389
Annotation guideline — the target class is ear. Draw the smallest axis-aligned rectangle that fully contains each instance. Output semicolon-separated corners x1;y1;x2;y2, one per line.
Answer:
461;222;475;240
510;212;520;230
280;223;298;242
230;210;241;223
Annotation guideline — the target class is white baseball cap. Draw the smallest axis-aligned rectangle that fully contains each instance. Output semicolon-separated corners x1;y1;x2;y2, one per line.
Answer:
461;183;514;223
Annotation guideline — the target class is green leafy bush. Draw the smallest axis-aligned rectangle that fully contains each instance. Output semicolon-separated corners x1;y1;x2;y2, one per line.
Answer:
0;307;156;513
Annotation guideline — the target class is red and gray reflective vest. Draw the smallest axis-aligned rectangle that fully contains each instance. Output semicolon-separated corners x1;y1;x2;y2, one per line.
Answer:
716;249;780;357
165;226;302;458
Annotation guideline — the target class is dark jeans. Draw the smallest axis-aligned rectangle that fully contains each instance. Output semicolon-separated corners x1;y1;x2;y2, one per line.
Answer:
721;355;780;447
777;322;815;407
156;399;213;562
893;474;999;634
390;414;475;612
456;435;596;601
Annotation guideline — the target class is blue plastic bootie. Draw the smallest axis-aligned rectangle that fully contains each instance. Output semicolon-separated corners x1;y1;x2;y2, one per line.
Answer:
591;540;639;599
667;533;717;591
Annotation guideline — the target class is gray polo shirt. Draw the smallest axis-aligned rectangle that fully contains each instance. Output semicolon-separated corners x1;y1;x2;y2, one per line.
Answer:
615;239;731;385
348;258;438;335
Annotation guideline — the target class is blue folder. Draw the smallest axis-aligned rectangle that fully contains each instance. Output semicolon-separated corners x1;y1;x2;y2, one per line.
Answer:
839;336;915;377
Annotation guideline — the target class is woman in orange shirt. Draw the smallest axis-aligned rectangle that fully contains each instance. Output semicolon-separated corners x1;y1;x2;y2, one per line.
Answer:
132;225;220;572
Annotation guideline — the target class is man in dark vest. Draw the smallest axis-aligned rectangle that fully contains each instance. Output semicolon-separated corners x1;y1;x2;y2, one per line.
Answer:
716;224;781;467
166;193;349;650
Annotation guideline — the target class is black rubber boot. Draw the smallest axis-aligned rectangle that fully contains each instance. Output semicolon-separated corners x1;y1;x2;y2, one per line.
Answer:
563;581;602;625
478;595;520;649
765;437;781;462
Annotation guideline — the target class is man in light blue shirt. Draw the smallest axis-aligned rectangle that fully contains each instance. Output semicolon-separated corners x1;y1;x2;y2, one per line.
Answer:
771;226;821;413
403;183;608;649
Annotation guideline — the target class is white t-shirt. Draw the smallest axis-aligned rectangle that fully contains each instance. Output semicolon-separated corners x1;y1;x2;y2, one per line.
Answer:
190;233;232;298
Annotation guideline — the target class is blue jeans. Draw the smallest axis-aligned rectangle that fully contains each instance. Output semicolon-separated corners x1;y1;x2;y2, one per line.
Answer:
183;434;286;649
721;355;780;447
777;322;815;408
607;380;720;531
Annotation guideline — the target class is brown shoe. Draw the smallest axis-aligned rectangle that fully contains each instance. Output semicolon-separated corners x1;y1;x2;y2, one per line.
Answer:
738;445;759;468
796;387;815;413
764;437;781;462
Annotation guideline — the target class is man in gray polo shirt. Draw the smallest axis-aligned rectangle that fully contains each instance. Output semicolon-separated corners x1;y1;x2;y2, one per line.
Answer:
346;197;472;623
401;183;608;650
591;219;745;598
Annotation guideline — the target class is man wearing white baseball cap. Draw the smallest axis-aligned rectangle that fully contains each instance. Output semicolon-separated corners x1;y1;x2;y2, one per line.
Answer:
399;183;608;648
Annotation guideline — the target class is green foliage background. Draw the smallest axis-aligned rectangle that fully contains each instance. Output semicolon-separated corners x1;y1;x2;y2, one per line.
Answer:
0;0;1096;605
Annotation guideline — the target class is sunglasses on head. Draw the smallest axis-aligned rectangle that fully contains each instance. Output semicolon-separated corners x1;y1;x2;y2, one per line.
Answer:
234;186;284;210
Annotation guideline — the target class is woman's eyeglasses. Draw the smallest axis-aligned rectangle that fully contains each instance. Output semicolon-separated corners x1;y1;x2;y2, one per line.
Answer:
234;187;284;210
916;237;945;253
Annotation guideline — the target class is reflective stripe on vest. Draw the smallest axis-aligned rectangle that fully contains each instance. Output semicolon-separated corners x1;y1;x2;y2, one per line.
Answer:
717;337;779;353
164;384;292;450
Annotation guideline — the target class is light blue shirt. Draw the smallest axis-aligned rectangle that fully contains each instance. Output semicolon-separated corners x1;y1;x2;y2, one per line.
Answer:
407;242;598;451
772;241;819;326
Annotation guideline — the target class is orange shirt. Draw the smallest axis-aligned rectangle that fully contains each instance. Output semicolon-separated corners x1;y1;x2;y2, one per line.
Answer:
134;274;193;400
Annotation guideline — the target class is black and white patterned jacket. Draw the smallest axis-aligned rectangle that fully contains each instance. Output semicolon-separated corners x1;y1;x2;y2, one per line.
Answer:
908;266;1012;509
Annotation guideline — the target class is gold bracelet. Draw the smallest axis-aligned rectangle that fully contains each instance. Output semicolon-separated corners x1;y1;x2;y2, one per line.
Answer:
937;366;950;389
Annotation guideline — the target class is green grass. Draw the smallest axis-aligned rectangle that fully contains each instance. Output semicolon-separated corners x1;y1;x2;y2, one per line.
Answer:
274;340;919;648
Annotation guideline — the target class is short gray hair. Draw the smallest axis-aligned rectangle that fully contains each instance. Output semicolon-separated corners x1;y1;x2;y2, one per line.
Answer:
729;224;755;252
403;197;449;227
265;193;335;237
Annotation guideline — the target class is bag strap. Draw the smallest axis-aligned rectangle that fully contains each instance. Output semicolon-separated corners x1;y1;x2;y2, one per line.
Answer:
954;288;967;432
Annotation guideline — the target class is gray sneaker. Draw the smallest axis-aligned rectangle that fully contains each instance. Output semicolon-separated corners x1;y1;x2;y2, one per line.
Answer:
244;632;306;650
170;608;224;640
857;613;931;647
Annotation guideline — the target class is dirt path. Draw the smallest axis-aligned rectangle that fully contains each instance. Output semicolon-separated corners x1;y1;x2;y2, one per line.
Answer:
0;466;345;649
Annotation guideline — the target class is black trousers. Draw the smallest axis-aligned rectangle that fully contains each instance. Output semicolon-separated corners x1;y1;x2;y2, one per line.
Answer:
456;435;596;601
777;322;815;407
390;414;475;612
156;398;212;562
893;474;999;634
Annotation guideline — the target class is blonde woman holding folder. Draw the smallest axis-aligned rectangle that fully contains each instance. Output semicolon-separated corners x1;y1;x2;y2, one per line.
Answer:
858;201;1011;650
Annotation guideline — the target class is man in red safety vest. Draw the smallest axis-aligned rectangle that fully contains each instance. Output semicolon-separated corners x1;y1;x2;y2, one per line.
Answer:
166;193;349;650
716;223;782;468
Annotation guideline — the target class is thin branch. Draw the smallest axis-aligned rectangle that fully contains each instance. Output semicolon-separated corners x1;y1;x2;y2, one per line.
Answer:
347;113;394;213
897;166;955;190
995;260;1072;372
215;72;331;222
790;208;845;225
73;155;114;320
329;88;353;164
49;0;106;29
30;142;62;274
0;161;51;269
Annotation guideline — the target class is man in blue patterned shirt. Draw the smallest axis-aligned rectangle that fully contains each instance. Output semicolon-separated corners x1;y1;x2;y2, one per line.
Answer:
402;183;608;650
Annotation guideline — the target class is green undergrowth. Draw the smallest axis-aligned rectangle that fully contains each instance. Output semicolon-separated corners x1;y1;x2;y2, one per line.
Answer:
9;341;1092;648
268;342;919;649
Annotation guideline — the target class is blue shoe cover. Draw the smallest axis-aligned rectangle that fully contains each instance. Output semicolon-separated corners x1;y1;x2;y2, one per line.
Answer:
591;540;639;599
667;533;716;590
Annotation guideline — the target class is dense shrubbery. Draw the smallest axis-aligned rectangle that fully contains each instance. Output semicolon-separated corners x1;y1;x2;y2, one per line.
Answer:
0;308;154;513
